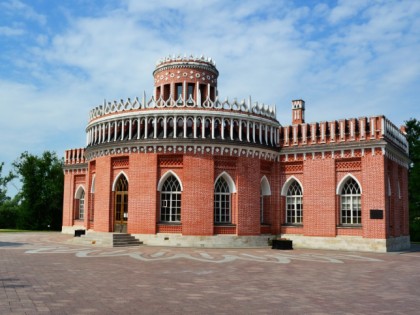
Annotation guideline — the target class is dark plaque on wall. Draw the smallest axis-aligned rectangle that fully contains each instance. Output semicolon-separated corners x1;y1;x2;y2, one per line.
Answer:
370;209;383;219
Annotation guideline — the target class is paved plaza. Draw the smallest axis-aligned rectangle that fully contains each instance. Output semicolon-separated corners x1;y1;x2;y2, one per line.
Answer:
1;232;419;314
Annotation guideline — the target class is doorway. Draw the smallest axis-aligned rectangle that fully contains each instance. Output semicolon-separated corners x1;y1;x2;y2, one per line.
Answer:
114;175;128;233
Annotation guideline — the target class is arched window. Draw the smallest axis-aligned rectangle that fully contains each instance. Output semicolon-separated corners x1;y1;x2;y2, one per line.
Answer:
115;175;128;191
260;176;271;224
160;175;182;222
286;181;303;224
340;178;361;225
79;190;85;220
214;177;231;223
74;186;85;220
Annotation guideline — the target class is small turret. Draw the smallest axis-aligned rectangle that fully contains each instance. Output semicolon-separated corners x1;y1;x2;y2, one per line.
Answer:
292;99;305;124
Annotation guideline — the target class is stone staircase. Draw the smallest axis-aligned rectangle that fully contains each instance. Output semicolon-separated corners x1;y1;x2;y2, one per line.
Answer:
69;231;142;247
112;233;142;247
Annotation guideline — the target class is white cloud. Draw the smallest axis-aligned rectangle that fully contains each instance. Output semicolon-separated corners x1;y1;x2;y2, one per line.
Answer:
328;0;369;24
0;0;46;25
0;26;24;36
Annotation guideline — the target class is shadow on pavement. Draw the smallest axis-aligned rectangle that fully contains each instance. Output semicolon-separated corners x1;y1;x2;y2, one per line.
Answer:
0;278;31;288
0;241;27;247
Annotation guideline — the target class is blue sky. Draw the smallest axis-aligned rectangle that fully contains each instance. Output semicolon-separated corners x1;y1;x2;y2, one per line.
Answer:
1;0;420;195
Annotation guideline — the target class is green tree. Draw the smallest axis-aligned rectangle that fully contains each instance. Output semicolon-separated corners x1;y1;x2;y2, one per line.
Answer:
0;162;19;228
0;162;14;205
0;195;21;229
406;118;420;241
13;151;64;230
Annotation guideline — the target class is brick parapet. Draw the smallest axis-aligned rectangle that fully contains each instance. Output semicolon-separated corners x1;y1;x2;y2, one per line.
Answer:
64;148;86;165
280;115;408;158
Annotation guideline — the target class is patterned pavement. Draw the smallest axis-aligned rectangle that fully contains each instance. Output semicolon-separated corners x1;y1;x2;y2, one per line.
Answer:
1;232;420;314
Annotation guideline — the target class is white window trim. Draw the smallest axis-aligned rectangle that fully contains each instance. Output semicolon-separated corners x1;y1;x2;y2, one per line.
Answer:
91;174;96;194
281;176;304;196
336;173;362;195
112;171;129;191
74;185;86;199
214;171;236;193
157;170;183;192
260;175;271;196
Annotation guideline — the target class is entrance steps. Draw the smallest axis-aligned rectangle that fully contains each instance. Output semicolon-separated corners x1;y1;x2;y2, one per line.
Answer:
69;231;142;247
113;233;142;247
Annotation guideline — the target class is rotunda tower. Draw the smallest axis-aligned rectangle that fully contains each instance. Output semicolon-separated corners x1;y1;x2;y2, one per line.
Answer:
85;54;280;154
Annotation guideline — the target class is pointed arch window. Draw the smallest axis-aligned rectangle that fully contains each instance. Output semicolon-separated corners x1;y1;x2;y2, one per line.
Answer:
79;190;85;220
286;181;303;224
340;178;361;225
260;176;271;224
74;186;85;220
115;175;128;191
214;177;231;223
160;175;182;222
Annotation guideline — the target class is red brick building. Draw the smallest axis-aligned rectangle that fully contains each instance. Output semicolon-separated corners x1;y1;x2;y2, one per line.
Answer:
62;55;410;252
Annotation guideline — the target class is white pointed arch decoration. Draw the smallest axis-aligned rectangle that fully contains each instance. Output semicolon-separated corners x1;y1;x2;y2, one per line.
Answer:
90;174;96;193
74;185;86;199
112;171;129;191
157;170;183;192
214;171;237;193
336;173;362;195
260;175;271;196
281;176;303;196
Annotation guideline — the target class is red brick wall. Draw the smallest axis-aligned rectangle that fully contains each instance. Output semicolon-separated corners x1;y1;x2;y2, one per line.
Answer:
269;163;281;234
277;151;401;241
63;147;407;243
182;154;214;235
385;157;410;237
62;172;74;227
236;157;260;235
303;155;336;237
93;156;112;232
401;164;409;235
362;152;386;239
128;154;157;234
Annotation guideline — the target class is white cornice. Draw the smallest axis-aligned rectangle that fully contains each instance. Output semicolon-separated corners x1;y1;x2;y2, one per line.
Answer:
84;143;280;163
87;109;280;130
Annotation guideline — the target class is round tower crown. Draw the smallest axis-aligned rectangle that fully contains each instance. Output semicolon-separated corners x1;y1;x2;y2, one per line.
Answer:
154;54;218;76
153;54;219;103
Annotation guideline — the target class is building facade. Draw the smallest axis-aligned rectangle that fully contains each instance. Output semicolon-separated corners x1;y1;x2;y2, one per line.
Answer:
62;55;410;252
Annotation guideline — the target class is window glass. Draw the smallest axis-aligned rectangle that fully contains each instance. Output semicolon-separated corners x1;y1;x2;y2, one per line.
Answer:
286;180;303;224
214;177;231;223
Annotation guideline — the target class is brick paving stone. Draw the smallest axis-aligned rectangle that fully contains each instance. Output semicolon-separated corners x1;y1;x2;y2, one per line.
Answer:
1;232;420;314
